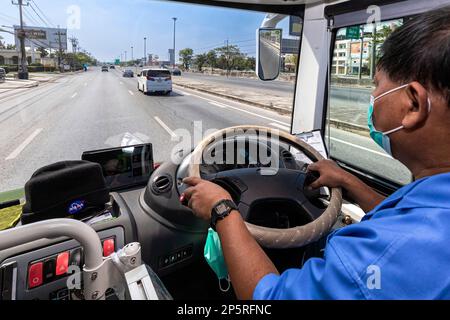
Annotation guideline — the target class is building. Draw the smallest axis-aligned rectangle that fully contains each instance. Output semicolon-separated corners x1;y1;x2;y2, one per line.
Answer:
332;38;371;76
0;48;41;65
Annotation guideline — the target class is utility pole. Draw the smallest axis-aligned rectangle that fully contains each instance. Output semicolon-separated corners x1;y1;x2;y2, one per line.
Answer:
69;36;78;54
358;26;364;81
226;38;229;77
172;17;177;68
370;22;377;79
56;25;64;72
125;50;127;65
131;46;133;63
12;0;29;79
144;37;147;66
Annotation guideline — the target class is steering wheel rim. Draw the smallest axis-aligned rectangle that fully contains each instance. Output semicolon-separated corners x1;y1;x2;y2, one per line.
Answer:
188;125;342;248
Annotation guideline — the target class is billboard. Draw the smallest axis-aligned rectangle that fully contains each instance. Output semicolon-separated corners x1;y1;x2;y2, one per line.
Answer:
14;26;67;50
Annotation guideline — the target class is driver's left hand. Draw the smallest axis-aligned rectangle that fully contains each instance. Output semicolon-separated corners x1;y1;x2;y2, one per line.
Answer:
182;177;232;220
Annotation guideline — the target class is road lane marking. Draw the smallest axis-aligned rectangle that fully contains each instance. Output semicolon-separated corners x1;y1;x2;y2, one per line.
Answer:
209;101;228;109
128;90;134;96
120;81;123;85
174;86;289;126
84;83;87;86
269;122;290;132
154;116;178;139
70;92;78;99
5;128;43;160
330;137;391;158
176;90;191;96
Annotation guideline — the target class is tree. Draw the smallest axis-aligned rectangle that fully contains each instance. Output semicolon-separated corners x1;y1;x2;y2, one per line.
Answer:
6;44;16;50
37;47;48;58
206;50;217;72
178;48;194;70
194;53;207;71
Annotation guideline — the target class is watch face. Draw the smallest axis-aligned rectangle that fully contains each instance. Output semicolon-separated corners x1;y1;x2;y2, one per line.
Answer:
215;203;228;215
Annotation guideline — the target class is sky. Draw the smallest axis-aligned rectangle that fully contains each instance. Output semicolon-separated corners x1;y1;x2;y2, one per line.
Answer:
0;0;293;62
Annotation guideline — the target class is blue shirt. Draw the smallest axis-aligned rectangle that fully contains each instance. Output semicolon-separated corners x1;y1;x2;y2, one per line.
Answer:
253;172;450;300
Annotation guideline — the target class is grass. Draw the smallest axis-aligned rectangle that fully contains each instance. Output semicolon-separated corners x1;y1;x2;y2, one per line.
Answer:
0;188;25;203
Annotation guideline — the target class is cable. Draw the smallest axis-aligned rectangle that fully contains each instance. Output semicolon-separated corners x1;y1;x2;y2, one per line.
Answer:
28;3;49;27
23;8;41;26
31;0;55;27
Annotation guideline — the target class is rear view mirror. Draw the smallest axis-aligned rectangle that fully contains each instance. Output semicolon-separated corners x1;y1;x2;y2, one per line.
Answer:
257;28;282;81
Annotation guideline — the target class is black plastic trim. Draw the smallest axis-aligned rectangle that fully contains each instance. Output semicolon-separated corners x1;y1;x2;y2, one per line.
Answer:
324;0;407;18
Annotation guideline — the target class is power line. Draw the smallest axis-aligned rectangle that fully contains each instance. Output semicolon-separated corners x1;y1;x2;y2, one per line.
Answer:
23;8;41;26
28;2;49;27
30;0;55;27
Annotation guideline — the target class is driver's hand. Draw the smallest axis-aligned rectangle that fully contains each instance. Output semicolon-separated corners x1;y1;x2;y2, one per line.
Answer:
182;177;232;221
307;160;351;189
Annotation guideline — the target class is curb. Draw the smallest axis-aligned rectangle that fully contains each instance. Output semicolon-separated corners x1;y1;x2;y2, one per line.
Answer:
173;82;292;115
329;118;369;136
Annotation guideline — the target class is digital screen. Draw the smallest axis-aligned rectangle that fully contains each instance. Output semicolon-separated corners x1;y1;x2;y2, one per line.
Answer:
82;144;154;190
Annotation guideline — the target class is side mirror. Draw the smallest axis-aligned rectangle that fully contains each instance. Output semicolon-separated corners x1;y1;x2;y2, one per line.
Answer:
256;28;282;81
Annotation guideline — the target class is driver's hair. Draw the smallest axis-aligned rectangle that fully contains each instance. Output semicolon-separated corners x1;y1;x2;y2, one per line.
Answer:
377;6;450;107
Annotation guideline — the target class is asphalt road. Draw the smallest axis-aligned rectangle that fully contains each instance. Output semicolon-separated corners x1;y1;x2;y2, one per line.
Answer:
182;72;373;126
0;68;409;193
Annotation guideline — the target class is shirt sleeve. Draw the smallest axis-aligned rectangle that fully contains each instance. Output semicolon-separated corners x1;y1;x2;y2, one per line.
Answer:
253;244;366;300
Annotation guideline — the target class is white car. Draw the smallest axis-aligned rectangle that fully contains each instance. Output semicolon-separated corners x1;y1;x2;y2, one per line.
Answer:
137;68;172;95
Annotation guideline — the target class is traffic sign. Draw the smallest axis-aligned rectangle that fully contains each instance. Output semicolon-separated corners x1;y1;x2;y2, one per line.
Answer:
346;26;361;40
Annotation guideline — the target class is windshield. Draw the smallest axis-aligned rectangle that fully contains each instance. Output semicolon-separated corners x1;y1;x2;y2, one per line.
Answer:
0;0;301;198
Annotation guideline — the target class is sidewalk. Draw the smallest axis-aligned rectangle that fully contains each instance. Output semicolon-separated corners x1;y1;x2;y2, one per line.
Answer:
172;77;294;115
0;71;80;92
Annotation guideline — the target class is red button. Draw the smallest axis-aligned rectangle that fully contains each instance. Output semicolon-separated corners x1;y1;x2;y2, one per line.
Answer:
28;262;43;289
56;252;69;276
103;238;115;257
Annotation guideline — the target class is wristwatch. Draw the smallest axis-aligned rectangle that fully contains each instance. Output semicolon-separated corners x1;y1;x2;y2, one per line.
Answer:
210;199;238;231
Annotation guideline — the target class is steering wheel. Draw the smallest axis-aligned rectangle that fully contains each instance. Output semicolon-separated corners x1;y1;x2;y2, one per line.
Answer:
188;126;342;249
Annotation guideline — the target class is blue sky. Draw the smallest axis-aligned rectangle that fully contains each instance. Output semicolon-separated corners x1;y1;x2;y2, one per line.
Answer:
1;0;293;62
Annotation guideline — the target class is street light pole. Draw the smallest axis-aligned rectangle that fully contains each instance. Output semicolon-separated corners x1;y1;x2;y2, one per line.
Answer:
125;51;127;65
131;46;133;62
172;17;177;68
144;37;147;66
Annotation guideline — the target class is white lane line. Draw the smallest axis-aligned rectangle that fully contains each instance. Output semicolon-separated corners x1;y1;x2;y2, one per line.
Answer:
177;90;191;96
269;122;290;132
128;90;134;96
70;92;78;99
209;101;228;109
154;116;178;139
120;81;123;85
84;83;87;86
330;137;391;158
5;128;43;160
176;86;289;126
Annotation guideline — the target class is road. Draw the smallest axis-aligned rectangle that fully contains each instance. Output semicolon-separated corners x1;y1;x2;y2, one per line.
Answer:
182;72;372;126
0;68;409;193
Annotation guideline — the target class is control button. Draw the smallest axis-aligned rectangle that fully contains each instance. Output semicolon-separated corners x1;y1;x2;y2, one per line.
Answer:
69;248;83;267
56;252;69;276
28;262;43;289
103;238;115;257
43;257;56;282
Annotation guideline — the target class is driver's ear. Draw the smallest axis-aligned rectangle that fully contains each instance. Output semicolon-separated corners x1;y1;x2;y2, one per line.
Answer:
401;82;430;130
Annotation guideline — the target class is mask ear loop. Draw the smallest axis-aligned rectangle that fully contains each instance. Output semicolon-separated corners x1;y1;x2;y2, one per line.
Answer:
219;275;231;293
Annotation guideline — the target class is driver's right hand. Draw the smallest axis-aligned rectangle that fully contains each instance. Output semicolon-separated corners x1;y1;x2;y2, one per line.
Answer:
307;160;353;190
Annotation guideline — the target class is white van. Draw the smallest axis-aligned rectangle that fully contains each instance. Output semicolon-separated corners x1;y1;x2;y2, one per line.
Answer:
137;68;172;95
